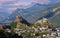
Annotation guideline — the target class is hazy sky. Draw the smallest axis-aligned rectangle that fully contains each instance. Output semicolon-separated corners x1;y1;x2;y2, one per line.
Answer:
0;0;60;14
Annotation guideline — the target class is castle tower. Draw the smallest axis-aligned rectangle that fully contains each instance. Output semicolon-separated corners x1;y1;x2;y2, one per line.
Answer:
14;16;22;28
14;16;22;23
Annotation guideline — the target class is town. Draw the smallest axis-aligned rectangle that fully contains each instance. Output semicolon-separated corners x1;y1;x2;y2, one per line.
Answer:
0;16;60;38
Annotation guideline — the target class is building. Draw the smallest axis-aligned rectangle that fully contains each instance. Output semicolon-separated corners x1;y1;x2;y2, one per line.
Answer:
14;16;30;28
35;18;48;24
0;24;3;29
35;18;49;28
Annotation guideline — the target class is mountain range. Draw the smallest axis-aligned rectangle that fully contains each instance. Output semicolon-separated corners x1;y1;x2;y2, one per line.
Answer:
0;3;60;26
0;12;9;22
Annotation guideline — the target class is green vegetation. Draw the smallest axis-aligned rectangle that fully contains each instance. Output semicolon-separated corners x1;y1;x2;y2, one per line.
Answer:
35;32;48;38
8;18;57;38
10;23;16;28
0;29;23;38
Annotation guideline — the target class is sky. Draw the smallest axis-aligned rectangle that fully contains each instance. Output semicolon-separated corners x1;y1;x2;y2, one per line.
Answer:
0;0;60;14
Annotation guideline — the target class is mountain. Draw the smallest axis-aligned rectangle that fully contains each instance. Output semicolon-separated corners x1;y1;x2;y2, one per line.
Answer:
2;3;50;24
49;4;60;26
50;14;60;26
0;12;9;22
39;3;60;26
1;3;60;26
38;3;60;26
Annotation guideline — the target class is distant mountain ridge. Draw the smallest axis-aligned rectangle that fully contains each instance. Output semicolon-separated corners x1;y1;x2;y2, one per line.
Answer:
0;12;9;22
1;3;50;24
1;3;60;26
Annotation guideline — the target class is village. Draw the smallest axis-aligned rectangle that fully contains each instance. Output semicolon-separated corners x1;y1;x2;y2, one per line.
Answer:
0;16;60;38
